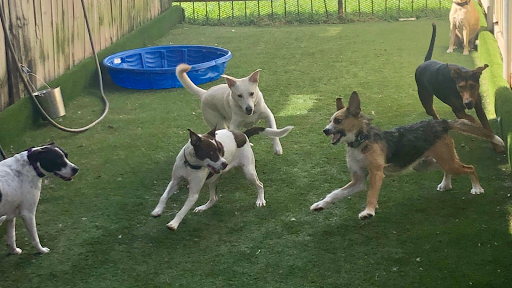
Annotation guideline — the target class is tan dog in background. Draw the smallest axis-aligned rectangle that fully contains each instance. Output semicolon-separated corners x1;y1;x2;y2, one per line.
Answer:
447;0;480;55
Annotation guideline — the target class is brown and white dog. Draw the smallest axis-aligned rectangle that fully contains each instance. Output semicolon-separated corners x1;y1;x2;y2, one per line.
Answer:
0;144;79;254
151;125;293;230
310;91;504;220
447;0;480;55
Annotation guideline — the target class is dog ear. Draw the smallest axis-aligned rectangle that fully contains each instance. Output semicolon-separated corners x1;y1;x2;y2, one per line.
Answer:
188;129;201;146
248;69;261;84
474;64;489;74
347;91;361;116
336;98;345;111
207;125;217;138
221;75;237;88
449;66;463;80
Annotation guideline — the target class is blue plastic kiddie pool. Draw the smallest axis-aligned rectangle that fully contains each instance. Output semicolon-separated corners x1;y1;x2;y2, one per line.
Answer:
103;45;232;90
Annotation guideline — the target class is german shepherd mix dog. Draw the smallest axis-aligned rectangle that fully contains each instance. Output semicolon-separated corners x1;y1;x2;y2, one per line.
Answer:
310;91;504;220
415;23;503;153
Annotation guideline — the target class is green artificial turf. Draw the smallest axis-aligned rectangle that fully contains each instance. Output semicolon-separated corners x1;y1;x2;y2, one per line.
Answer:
1;18;511;287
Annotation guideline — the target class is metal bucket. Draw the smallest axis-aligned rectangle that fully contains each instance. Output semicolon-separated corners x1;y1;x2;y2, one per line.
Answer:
34;87;66;119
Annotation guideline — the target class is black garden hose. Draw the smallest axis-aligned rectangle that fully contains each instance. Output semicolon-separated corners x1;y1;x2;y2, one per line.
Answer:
0;0;109;133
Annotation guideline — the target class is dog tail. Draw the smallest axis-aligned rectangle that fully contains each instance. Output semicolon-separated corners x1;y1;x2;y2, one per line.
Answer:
244;126;294;139
424;22;436;62
176;63;207;99
449;119;505;147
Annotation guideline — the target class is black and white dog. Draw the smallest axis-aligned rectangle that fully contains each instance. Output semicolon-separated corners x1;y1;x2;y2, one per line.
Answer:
0;144;79;254
151;125;293;230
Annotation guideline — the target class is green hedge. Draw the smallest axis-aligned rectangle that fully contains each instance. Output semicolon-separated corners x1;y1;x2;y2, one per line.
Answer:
476;30;512;167
0;6;185;150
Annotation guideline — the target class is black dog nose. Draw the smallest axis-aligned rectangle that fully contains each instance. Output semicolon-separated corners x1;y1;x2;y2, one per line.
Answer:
245;107;253;114
221;162;228;170
323;128;330;135
71;167;79;175
464;101;474;110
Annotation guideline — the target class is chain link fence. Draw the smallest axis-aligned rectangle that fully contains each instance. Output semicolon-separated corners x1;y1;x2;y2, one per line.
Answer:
174;0;454;25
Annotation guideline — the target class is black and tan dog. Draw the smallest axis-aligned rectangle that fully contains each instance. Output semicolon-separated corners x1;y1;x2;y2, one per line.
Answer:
415;23;503;153
310;91;504;220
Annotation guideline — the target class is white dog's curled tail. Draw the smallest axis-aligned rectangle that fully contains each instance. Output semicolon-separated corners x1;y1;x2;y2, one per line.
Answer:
176;63;207;99
244;126;294;139
0;216;5;226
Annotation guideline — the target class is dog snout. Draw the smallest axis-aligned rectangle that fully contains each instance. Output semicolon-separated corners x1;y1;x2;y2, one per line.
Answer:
72;166;79;174
323;128;331;135
245;106;253;115
464;100;474;110
221;161;228;170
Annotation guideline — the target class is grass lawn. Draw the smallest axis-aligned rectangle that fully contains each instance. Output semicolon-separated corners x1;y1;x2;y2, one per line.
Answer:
1;19;511;287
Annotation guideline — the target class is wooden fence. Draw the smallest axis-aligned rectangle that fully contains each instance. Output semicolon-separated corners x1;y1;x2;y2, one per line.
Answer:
0;0;173;112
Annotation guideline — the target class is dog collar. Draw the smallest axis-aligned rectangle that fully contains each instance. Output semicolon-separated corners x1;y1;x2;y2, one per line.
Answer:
183;155;216;180
454;0;470;7
184;155;203;170
27;148;46;178
347;132;368;149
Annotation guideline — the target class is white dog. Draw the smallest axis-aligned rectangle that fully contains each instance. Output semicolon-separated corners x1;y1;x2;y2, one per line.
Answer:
176;64;285;155
151;125;293;230
0;144;79;254
447;0;480;55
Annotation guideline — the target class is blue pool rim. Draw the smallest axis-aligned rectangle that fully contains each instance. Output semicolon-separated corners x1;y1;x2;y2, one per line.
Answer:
103;45;232;90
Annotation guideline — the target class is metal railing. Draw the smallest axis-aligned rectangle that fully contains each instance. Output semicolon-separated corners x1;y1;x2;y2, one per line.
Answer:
174;0;452;25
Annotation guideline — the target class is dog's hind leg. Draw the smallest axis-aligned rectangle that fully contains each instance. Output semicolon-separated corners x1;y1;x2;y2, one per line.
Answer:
241;164;265;207
418;88;440;120
427;136;484;194
151;177;183;218
6;218;22;254
167;180;205;230
194;179;219;212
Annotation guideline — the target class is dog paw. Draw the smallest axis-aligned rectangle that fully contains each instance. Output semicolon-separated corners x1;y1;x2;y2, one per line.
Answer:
37;247;50;254
166;222;179;231
310;201;328;211
256;198;266;207
358;209;375;220
446;48;453;53
194;205;209;212
273;147;283;155
471;186;484;195
463;50;470;55
9;248;22;255
437;183;452;191
151;208;163;218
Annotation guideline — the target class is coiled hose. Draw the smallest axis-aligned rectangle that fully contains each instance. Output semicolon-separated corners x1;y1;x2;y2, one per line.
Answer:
0;0;109;133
